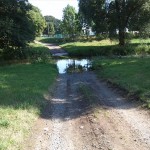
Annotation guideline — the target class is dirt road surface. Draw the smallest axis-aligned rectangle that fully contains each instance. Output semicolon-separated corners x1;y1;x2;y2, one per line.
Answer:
24;71;150;150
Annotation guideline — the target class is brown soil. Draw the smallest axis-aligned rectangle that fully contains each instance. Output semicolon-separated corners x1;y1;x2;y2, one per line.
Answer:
24;71;150;150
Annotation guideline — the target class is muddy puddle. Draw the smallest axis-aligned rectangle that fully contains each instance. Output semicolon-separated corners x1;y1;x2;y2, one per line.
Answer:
56;59;92;74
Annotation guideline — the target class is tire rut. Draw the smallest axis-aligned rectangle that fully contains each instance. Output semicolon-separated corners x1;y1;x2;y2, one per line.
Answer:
24;72;150;150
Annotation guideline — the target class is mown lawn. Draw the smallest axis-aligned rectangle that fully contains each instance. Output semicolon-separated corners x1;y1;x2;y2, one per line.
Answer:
60;39;150;57
93;57;150;107
0;63;57;149
60;40;116;57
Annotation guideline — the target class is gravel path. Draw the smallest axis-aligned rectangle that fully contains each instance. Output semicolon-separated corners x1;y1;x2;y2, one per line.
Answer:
25;40;150;150
24;71;150;150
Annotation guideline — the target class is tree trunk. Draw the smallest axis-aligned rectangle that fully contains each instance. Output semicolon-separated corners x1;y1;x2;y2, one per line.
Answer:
119;28;125;46
115;0;126;46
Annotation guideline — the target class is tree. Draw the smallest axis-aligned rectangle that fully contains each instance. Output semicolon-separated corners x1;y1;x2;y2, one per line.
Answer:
114;0;148;45
44;16;61;35
79;0;107;34
62;5;81;39
79;0;149;45
0;0;29;49
0;0;46;59
128;0;150;37
48;22;55;36
27;6;46;37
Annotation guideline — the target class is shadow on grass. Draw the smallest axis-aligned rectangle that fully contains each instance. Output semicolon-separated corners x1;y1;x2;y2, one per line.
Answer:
0;63;57;112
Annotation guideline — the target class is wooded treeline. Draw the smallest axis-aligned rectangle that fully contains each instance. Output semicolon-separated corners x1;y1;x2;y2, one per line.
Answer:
0;0;46;60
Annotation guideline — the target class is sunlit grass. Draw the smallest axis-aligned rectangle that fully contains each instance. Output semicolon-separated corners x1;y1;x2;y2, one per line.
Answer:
93;57;150;107
59;40;116;57
0;63;57;150
130;38;150;44
60;39;150;57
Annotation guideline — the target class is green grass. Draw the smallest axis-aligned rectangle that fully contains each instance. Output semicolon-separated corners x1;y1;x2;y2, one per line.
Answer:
93;57;150;107
60;40;116;57
36;37;64;44
59;39;150;57
0;42;52;64
36;37;150;57
131;38;150;44
26;43;52;63
0;63;57;150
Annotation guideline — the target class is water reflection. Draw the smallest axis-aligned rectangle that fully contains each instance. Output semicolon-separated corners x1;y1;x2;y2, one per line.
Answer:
56;59;92;74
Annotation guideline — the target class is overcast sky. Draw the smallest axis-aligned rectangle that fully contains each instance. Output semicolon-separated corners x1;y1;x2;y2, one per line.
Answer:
28;0;79;20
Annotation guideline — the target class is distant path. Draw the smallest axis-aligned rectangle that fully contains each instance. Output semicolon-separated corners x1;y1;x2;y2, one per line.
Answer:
24;71;150;150
35;41;68;56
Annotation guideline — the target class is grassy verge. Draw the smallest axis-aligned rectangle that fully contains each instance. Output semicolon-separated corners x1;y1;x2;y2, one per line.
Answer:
36;37;64;44
60;40;116;57
26;43;52;63
0;62;57;149
0;42;52;65
93;57;150;107
59;39;150;57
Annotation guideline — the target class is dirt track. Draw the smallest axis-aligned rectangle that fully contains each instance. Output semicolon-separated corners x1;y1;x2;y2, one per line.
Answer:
24;71;150;150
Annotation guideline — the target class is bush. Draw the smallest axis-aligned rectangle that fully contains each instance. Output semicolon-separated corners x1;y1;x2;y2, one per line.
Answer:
26;44;51;63
135;44;150;55
0;43;51;63
37;37;77;44
2;48;27;60
96;34;109;41
112;45;134;56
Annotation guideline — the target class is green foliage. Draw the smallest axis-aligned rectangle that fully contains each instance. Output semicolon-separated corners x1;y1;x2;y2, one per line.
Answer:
47;22;55;36
37;37;64;43
0;0;46;60
27;6;46;37
0;63;57;149
44;15;62;35
79;0;150;45
135;44;150;55
37;37;77;44
0;120;9;128
93;57;150;107
79;0;107;34
26;43;51;63
129;0;150;37
0;42;52;63
0;0;32;49
62;5;81;39
60;39;150;57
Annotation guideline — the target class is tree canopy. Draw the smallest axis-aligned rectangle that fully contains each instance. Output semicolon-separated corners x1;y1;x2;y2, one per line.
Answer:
62;5;82;39
44;16;62;35
79;0;150;45
0;0;46;59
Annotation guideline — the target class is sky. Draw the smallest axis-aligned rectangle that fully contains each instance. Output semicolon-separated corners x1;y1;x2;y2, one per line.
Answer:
28;0;79;20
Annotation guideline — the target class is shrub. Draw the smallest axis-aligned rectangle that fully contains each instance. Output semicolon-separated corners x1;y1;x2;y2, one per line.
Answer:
2;47;27;60
26;44;51;63
135;44;150;55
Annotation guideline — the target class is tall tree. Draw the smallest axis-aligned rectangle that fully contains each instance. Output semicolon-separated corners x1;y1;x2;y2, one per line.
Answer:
128;0;150;37
62;5;81;39
79;0;149;45
114;0;148;45
27;6;46;37
48;22;55;36
44;16;61;35
79;0;107;34
0;0;46;59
